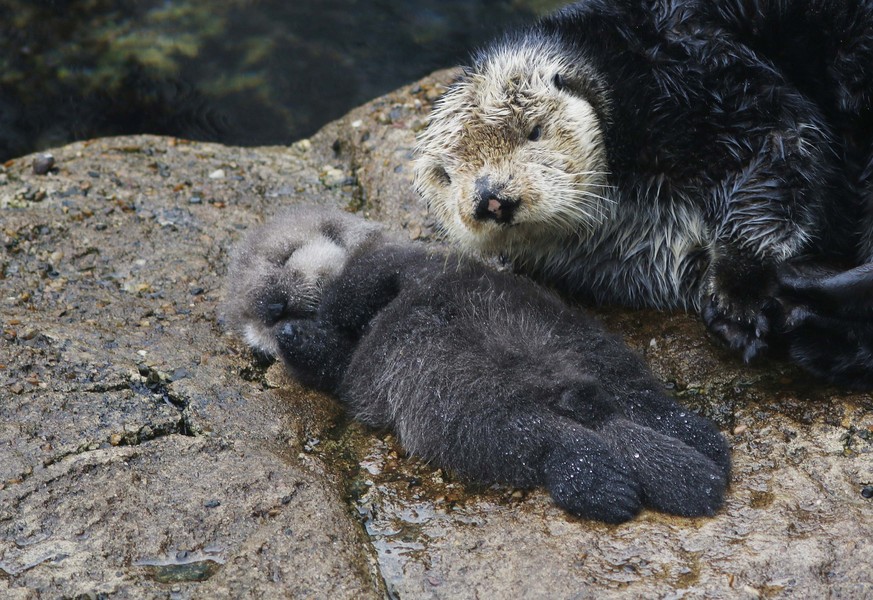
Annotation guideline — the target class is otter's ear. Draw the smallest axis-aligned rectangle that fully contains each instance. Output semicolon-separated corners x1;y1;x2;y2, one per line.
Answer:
551;70;611;124
551;71;591;98
446;67;474;89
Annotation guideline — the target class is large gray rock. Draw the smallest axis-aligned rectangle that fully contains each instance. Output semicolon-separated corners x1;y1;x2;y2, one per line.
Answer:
1;70;871;599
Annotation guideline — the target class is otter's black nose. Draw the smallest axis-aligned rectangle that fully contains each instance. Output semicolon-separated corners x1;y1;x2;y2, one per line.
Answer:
474;176;519;224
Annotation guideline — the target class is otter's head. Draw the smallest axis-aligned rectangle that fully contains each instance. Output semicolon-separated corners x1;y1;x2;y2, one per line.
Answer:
414;31;612;261
222;206;385;357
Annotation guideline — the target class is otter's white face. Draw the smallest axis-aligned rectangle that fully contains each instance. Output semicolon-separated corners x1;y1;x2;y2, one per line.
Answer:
414;42;612;260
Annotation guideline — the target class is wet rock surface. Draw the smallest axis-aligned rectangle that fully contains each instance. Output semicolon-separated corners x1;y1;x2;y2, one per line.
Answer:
2;70;871;598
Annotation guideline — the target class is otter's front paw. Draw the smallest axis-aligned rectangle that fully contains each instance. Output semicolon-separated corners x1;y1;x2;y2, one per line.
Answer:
276;320;329;359
544;441;641;523
701;293;771;362
701;252;778;362
273;319;354;393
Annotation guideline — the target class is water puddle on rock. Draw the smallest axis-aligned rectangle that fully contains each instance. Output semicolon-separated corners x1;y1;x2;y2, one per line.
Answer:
133;548;225;584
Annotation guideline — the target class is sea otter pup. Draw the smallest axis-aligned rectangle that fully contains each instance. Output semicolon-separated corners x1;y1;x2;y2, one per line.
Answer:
415;0;873;377
223;206;730;523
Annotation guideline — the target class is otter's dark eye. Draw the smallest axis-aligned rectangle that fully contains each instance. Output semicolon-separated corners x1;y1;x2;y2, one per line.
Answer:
432;165;451;186
528;125;543;142
552;73;565;91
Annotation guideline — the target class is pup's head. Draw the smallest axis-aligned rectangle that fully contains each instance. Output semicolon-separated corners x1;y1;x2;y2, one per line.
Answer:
222;206;384;357
414;29;612;261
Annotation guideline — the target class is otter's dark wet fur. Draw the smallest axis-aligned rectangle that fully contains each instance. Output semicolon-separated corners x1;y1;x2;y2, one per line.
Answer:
773;262;873;389
223;207;730;523
415;0;873;387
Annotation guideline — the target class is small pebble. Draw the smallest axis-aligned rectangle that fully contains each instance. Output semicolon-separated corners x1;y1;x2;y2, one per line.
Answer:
388;106;404;121
862;486;873;499
409;117;427;132
170;368;190;381
320;166;346;187
291;139;312;152
204;499;221;508
208;169;225;179
32;154;55;175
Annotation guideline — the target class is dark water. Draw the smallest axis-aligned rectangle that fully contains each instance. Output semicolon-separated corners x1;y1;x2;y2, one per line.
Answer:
0;0;566;161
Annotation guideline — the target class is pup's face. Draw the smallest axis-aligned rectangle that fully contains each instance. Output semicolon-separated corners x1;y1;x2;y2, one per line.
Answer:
222;207;383;357
414;40;611;258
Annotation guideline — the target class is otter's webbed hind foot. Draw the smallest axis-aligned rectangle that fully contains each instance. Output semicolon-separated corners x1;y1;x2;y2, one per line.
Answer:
539;376;729;518
778;262;873;317
555;379;731;479
780;314;873;389
624;395;731;479
426;402;644;523
541;426;642;523
598;418;728;517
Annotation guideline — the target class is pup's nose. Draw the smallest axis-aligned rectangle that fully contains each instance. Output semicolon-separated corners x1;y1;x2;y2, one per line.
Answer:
474;177;519;224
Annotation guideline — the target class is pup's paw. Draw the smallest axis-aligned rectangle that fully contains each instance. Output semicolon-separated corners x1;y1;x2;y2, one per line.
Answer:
274;319;351;391
277;318;347;360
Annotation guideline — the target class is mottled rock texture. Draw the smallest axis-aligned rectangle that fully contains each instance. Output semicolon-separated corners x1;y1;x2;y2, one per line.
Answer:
2;70;871;599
